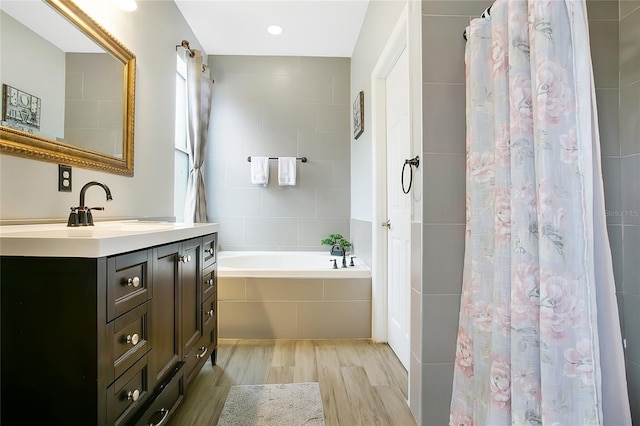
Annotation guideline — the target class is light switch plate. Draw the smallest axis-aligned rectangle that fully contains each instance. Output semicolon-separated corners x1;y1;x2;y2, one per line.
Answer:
58;164;72;192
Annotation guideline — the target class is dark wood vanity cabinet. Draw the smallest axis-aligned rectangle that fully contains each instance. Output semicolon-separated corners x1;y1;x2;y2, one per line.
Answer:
0;232;217;426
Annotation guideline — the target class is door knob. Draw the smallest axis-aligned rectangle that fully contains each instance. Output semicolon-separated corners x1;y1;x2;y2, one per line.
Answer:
382;220;391;229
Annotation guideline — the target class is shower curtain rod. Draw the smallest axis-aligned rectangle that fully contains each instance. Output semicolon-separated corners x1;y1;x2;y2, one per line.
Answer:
463;5;492;41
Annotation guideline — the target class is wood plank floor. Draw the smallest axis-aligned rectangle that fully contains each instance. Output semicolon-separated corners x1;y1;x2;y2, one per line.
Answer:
169;339;416;426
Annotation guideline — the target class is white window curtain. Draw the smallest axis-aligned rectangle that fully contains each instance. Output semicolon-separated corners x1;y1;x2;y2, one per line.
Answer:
183;49;213;223
450;0;631;424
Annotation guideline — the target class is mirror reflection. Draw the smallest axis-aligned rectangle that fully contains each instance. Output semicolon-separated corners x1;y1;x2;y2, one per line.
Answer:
0;0;135;176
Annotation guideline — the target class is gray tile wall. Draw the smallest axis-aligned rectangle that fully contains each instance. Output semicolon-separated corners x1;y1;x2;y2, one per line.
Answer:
620;0;640;420
418;1;491;424
588;7;629;420
589;5;623;330
205;56;351;251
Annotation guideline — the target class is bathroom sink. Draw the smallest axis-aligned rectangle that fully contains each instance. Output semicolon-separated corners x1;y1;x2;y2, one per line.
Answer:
0;220;219;258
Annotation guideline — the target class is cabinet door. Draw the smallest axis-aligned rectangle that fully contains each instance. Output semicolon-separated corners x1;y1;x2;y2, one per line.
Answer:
149;243;180;389
180;237;202;356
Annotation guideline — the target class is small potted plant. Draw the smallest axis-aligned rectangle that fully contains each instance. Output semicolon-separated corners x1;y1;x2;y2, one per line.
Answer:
321;233;352;256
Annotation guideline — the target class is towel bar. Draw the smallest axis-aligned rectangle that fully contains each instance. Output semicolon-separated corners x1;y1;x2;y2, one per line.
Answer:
247;156;307;163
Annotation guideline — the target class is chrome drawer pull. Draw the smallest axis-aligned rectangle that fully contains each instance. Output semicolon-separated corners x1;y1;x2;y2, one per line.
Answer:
207;279;214;287
195;346;208;359
148;408;169;426
126;333;139;346
127;389;140;402
126;276;140;288
206;247;214;255
206;309;214;317
179;255;191;263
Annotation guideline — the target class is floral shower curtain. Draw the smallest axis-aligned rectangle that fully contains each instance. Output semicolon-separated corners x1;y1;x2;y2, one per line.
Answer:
450;0;631;424
183;49;213;223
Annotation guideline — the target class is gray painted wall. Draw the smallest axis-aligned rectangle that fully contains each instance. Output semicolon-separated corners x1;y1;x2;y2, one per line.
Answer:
205;55;351;251
350;1;405;223
349;1;405;268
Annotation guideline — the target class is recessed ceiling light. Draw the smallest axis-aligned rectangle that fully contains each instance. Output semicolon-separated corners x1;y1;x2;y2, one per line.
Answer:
110;0;137;11
267;25;283;36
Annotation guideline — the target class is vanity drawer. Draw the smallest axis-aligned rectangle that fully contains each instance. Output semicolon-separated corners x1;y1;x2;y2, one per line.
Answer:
184;319;215;385
202;265;216;301
134;365;184;426
108;303;150;382
184;341;209;385
107;354;149;426
202;233;217;268
107;249;152;321
202;297;216;331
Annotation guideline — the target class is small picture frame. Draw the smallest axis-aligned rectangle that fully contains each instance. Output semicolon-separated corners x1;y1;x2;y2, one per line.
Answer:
2;84;41;132
353;90;364;140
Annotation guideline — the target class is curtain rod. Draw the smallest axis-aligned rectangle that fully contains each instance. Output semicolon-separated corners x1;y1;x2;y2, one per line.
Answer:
176;39;214;83
176;39;195;57
463;5;492;41
247;156;308;163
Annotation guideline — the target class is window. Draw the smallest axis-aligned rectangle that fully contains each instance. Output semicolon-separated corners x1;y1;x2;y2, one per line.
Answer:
174;54;189;222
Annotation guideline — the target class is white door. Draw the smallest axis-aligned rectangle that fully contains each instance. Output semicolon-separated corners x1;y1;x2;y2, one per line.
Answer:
385;47;411;370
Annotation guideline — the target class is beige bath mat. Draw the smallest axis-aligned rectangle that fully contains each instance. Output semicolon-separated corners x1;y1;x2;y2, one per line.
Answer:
217;382;325;426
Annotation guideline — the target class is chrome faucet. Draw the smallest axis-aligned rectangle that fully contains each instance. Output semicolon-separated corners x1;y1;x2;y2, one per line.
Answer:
67;181;113;227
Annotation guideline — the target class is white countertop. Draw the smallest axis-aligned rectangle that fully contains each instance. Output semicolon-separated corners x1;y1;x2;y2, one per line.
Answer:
0;220;219;258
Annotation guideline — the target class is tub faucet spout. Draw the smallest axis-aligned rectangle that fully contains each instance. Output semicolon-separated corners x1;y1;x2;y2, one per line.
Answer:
330;245;349;268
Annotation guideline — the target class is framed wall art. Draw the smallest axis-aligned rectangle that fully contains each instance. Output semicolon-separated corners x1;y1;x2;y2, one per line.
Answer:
353;90;364;140
2;84;41;133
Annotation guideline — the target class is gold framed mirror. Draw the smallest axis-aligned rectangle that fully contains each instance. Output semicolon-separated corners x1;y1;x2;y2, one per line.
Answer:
0;0;136;176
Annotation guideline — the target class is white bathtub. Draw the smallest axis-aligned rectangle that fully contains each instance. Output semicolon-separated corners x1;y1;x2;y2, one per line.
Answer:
217;251;372;338
218;251;371;278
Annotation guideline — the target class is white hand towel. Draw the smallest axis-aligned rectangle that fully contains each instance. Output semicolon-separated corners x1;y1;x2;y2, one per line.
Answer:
278;157;297;186
251;157;269;187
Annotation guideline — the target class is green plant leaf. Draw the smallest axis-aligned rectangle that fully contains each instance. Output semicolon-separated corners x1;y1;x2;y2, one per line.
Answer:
321;233;351;247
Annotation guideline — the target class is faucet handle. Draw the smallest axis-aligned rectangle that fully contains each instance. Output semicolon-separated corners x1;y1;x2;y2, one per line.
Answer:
350;256;357;267
67;207;80;227
329;259;338;269
88;207;104;211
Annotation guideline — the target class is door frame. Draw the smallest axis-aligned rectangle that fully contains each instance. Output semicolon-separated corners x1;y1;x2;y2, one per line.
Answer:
371;3;421;344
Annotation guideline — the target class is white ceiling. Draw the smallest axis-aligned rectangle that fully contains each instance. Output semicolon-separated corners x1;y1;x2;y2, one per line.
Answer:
1;0;370;57
173;0;371;58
